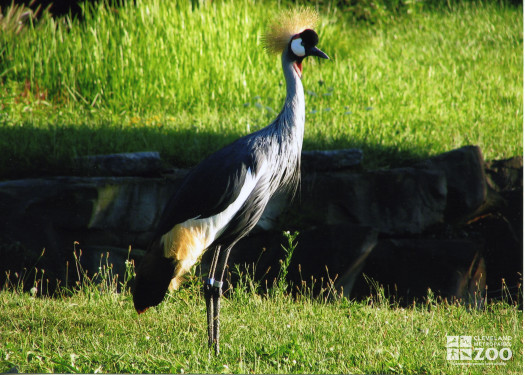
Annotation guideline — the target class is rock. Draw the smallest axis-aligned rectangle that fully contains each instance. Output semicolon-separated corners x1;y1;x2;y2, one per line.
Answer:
485;156;523;193
414;146;487;222
0;175;184;238
498;189;523;245
0;175;184;289
351;239;486;305
301;149;363;172
466;156;523;232
0;146;521;304
75;151;164;176
289;167;447;234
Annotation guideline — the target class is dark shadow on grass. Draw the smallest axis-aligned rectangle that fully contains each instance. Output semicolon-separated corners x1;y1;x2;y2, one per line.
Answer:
0;120;433;180
0;121;243;179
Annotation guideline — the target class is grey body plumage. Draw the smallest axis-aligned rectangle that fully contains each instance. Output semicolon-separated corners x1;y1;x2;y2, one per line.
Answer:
155;51;305;244
132;13;328;354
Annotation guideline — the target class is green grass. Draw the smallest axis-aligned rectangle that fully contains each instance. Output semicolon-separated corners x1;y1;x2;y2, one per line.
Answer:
0;0;522;178
0;3;522;372
0;259;522;374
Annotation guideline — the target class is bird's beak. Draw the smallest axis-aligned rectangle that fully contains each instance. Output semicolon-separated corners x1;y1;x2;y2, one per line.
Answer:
136;306;149;314
308;46;329;60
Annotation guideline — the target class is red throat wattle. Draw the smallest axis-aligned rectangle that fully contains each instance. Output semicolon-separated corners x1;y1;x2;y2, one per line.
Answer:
293;62;303;78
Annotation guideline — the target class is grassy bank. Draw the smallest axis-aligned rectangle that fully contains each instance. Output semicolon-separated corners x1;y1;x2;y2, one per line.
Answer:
0;0;522;177
0;262;522;374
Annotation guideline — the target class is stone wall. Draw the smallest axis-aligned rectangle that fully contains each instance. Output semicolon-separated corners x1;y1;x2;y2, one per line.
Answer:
0;146;521;304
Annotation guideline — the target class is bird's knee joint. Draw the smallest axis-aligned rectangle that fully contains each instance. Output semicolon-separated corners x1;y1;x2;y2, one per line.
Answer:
204;277;223;290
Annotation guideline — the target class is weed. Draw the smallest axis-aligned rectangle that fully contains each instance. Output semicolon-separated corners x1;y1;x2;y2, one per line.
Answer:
272;230;299;296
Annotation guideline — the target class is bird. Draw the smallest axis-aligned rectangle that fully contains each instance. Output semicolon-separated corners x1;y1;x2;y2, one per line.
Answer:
132;7;329;354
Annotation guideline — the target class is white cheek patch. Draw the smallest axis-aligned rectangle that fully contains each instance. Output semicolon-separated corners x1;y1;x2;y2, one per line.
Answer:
291;38;305;57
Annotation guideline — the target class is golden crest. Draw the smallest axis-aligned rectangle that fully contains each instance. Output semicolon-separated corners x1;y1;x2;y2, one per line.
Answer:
263;7;320;54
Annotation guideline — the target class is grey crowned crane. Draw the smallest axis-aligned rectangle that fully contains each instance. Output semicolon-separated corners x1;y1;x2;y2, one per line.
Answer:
132;8;329;354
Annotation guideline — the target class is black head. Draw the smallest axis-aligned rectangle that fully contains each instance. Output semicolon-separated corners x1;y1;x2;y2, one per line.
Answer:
132;251;176;314
289;29;329;61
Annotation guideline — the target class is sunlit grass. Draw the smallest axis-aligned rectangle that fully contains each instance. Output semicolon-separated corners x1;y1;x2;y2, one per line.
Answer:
0;0;522;177
0;246;522;374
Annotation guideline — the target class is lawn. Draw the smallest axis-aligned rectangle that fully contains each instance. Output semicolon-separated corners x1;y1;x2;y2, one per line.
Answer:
0;258;522;374
0;0;522;178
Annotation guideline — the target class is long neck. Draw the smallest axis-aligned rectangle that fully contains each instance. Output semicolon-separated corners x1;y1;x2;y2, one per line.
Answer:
261;52;304;197
280;52;305;133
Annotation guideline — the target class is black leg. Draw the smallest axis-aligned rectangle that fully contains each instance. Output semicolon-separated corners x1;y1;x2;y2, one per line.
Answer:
216;247;233;283
210;246;233;355
204;283;214;348
205;281;222;354
205;246;221;350
203;245;233;355
212;284;221;355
